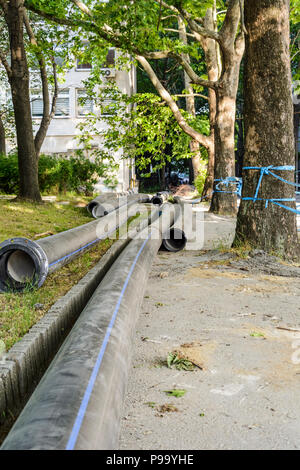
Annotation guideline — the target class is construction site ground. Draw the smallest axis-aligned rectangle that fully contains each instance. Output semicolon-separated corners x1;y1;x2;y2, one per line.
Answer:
119;206;300;450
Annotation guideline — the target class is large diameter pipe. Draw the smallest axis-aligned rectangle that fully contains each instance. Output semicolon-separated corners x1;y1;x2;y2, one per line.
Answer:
173;195;202;205
0;203;146;293
162;203;187;252
86;193;127;216
0;205;182;450
88;194;151;218
150;191;169;205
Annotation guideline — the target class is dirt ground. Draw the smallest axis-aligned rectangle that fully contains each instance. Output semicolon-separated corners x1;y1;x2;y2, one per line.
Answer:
119;207;300;450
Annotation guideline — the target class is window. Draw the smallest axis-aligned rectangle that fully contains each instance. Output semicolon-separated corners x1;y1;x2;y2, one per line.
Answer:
76;59;92;70
55;90;70;116
77;89;93;116
103;48;115;67
100;96;116;116
54;56;65;67
31;91;44;117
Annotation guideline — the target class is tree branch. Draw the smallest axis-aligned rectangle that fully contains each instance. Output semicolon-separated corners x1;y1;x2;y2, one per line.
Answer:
142;50;218;90
0;0;8;14
70;0;92;17
163;27;196;39
174;93;208;100
219;0;240;43
0;47;12;77
136;55;212;149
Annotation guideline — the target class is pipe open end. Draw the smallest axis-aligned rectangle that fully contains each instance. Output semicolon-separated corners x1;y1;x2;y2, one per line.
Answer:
7;250;36;283
0;239;48;293
87;202;98;215
162;227;187;252
151;196;163;205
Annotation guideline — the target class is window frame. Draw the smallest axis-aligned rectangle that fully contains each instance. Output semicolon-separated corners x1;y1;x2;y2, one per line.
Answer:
76;88;94;117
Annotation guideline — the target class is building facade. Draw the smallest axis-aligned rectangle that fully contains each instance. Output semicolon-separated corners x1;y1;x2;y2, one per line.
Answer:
2;49;136;193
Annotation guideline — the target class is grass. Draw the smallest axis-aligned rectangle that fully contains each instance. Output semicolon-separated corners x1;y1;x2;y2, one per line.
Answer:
0;197;115;351
0;197;95;242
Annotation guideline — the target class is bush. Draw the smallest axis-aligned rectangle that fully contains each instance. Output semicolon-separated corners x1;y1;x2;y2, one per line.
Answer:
0;153;19;194
0;152;110;196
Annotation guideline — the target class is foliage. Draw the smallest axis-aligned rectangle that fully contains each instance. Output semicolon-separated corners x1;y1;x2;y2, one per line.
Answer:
76;75;210;177
194;157;208;196
167;352;195;371
0;152;114;195
164;389;186;398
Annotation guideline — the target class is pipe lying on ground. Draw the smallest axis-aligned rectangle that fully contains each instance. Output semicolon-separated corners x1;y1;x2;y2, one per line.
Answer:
162;203;187;252
0;202;148;293
0;205;185;450
87;194;151;218
150;191;170;205
86;193;127;216
173;195;202;205
92;194;150;219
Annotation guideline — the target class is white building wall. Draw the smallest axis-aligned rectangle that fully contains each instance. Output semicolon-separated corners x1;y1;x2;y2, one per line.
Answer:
31;54;136;193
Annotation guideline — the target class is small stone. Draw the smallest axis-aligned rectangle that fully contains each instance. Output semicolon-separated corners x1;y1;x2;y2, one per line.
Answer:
34;303;44;310
159;272;169;279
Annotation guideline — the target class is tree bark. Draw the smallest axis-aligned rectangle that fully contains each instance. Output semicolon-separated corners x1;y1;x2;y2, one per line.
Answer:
5;1;41;202
23;13;58;157
234;0;298;258
210;67;240;214
178;17;202;183
0;114;6;155
201;5;219;200
210;2;244;215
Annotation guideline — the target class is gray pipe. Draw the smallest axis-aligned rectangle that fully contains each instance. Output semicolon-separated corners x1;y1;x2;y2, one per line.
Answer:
92;194;150;219
173;195;202;205
0;205;184;450
162;203;187;252
88;194;151;218
86;193;127;216
0;203;147;293
150;191;170;205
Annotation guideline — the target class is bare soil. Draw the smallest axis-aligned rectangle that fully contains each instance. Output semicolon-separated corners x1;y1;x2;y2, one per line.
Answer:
119;212;300;450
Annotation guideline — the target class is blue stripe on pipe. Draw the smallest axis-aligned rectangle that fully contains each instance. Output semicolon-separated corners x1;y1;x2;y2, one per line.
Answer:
65;232;151;450
49;226;120;268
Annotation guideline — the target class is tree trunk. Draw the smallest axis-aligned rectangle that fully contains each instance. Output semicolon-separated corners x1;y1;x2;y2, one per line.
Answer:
0;115;6;155
6;1;41;202
207;0;244;215
160;166;166;190
294;102;300;184
235;115;244;177
178;17;202;183
210;53;242;215
234;0;298;258
201;6;219;200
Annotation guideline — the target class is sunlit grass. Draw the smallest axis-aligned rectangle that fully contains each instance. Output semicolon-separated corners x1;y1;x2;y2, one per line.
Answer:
0;238;114;351
0;197;114;350
0;198;93;242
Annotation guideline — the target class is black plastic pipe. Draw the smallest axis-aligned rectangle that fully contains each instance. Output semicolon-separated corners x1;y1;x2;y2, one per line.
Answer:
0;205;185;450
162;203;187;252
0;202;146;293
88;194;151;218
86;193;123;216
150;191;170;205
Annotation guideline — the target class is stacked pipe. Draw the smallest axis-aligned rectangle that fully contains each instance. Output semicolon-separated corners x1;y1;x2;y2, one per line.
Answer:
87;193;151;218
0;202;149;293
0;204;187;450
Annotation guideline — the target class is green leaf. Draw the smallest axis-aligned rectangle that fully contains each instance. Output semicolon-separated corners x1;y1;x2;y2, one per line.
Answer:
164;389;186;398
